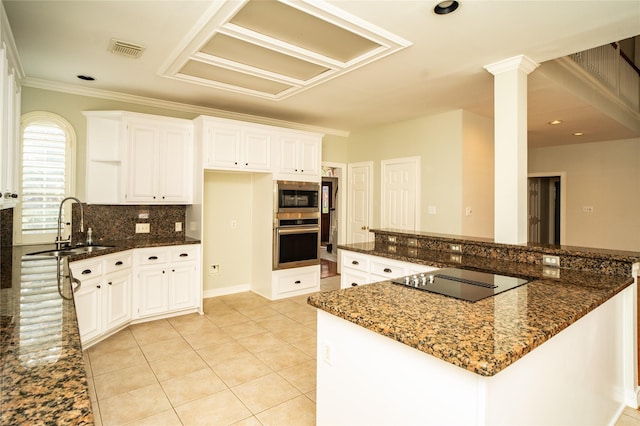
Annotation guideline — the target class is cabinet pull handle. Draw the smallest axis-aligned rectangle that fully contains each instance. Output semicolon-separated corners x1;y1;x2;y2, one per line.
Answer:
108;281;112;286
97;285;101;289
352;260;359;265
82;269;92;274
148;256;158;260
115;261;123;266
384;268;392;273
294;280;301;284
179;253;188;257
351;283;358;287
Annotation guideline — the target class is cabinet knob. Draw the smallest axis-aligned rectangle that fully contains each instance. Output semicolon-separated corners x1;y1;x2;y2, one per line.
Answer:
97;285;101;289
245;163;248;166
108;281;112;286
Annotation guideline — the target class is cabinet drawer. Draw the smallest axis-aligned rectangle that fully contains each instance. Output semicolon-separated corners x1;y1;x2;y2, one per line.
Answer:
170;245;199;262
104;251;132;273
341;269;369;289
70;259;103;280
135;249;168;265
370;259;406;278
276;269;318;294
342;252;369;272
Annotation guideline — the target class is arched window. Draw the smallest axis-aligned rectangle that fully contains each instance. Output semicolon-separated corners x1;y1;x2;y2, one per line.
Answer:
15;112;76;245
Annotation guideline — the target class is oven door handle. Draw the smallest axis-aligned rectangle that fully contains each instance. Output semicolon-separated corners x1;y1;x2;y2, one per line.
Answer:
277;226;320;235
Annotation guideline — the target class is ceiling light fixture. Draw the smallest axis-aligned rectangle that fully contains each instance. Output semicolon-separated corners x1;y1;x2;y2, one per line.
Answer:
573;132;584;136
548;119;563;125
77;75;95;81
434;1;460;15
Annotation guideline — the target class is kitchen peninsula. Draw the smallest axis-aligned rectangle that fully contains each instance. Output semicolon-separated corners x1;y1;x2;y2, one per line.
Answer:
308;229;640;426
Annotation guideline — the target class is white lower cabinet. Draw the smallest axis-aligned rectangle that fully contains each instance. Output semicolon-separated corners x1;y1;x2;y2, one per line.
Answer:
270;265;320;299
340;250;437;289
133;244;200;319
71;244;202;348
71;252;132;345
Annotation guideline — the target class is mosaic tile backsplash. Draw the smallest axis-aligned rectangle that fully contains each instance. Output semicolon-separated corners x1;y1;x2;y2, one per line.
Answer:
72;204;186;244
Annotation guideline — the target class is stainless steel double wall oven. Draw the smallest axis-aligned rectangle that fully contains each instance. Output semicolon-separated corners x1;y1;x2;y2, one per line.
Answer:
273;181;321;270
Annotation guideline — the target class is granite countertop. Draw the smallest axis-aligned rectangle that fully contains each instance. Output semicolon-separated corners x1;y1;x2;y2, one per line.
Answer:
308;241;636;377
0;237;200;424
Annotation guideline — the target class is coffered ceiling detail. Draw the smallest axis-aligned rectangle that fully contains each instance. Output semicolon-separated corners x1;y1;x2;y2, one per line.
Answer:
161;0;411;100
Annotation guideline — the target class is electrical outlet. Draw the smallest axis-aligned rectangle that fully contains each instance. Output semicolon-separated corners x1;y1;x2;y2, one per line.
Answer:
542;255;560;267
209;264;220;275
323;342;333;366
428;206;437;215
582;206;594;213
450;254;462;263
230;220;237;229
465;207;472;216
175;222;182;232
450;244;461;252
135;223;150;233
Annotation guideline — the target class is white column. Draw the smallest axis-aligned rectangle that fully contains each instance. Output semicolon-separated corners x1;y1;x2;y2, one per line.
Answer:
484;55;539;245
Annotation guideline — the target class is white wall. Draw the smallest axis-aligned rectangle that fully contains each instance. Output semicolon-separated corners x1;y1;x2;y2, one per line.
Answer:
202;171;253;295
345;110;495;238
529;138;640;251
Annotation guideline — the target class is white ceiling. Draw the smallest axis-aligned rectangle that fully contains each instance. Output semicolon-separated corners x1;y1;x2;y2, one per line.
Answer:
3;0;640;147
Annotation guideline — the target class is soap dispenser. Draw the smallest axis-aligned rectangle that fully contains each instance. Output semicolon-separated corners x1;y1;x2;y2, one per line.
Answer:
86;227;93;246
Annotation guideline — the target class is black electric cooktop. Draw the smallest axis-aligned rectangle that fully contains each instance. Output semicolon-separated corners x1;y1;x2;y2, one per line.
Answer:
391;268;529;302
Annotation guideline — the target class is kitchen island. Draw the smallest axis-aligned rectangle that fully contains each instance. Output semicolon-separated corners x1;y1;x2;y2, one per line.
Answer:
308;230;639;426
0;237;199;425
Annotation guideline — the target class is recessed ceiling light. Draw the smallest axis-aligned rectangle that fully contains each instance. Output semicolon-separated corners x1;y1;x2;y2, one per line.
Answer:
573;132;584;136
434;1;460;15
77;75;95;81
548;120;562;125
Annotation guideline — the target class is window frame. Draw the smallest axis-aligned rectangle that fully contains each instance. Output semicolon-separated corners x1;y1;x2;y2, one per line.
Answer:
14;111;76;245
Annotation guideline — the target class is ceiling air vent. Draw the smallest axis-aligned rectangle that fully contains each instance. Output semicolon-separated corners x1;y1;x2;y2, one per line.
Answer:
108;39;145;58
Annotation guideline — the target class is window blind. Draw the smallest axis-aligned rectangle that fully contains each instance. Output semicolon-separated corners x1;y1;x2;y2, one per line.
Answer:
21;123;66;236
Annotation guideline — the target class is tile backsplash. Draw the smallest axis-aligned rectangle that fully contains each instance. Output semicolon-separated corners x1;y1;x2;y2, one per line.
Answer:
1;208;13;247
72;204;186;244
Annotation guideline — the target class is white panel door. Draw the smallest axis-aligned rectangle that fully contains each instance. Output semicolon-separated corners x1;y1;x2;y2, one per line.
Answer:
348;162;373;243
381;157;419;231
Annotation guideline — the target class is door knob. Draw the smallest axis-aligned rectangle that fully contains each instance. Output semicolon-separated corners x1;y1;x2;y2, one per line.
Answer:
361;226;368;230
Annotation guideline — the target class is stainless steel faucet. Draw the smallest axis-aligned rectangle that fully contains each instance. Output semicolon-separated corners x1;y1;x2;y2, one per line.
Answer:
55;196;84;249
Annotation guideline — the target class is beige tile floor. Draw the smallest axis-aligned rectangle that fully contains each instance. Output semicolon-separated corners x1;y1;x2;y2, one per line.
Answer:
84;276;340;426
84;274;640;426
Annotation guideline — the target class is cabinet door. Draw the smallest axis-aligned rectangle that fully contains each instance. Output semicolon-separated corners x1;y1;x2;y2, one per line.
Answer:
277;136;299;175
127;122;159;202
243;129;272;171
297;138;320;176
103;271;131;332
136;267;168;318
205;124;242;169
159;126;191;203
74;278;102;343
168;262;197;311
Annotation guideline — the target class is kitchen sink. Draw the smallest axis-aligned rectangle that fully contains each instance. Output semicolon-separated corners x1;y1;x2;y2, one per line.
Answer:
27;245;114;257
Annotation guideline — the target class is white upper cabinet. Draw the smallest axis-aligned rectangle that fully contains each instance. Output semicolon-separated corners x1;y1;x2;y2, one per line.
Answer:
195;115;322;180
126;117;192;204
274;133;321;182
1;7;23;209
84;111;193;204
198;116;272;172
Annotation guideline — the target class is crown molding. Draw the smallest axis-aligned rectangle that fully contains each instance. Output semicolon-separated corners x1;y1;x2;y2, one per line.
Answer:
21;77;350;137
484;55;539;76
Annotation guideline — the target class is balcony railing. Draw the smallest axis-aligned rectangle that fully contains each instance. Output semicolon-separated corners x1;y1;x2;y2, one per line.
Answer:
569;42;640;112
